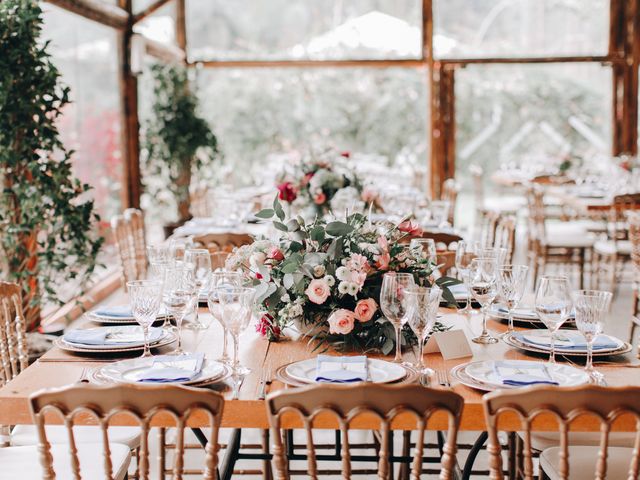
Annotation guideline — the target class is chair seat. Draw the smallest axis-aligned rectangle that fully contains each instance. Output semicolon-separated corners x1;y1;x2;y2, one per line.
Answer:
593;239;632;256
11;424;141;449
0;443;131;480
540;446;634;480
526;431;637;451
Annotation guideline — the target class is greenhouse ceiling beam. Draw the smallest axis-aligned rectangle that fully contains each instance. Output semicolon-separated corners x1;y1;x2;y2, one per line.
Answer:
440;55;619;66
192;59;427;69
132;0;174;24
45;0;129;30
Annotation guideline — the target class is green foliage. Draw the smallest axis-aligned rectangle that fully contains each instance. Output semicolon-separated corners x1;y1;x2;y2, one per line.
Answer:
0;0;103;327
143;63;218;222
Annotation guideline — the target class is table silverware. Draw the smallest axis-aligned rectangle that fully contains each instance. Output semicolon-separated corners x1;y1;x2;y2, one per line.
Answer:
258;363;273;400
437;369;451;388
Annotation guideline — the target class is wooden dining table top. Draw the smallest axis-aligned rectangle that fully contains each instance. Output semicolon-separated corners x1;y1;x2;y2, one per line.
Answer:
1;307;639;432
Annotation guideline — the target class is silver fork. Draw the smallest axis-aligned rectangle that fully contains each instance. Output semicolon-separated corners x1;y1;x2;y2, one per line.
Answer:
78;367;90;384
258;363;273;400
437;369;451;388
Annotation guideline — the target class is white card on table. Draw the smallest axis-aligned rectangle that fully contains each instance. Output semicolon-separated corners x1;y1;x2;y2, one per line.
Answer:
433;330;473;360
423;335;440;353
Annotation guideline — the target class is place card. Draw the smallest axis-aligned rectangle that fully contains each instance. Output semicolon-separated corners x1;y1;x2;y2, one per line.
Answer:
432;330;473;360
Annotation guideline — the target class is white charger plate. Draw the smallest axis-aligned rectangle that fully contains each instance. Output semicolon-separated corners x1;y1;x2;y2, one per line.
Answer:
503;332;631;357
285;358;406;384
454;360;589;392
513;330;625;354
88;307;170;325
55;331;176;354
97;355;226;385
61;326;166;350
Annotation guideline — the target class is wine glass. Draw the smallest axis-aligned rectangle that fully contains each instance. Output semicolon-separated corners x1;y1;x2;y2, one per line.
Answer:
127;280;163;358
162;263;197;355
534;275;573;363
380;272;416;364
468;257;499;344
184;248;212;330
497;265;529;335
455;241;476;314
146;243;172;279
402;286;442;375
208;271;244;363
573;289;612;383
409;238;437;265
217;287;256;377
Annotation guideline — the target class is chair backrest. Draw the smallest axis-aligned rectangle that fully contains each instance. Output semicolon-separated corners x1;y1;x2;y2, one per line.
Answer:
479;210;500;248
526;185;546;243
629;211;640;281
483;385;640;480
111;208;147;288
494;216;517;264
193;232;254;254
0;282;28;386
441;178;459;225
606;193;640;242
210;251;232;271
30;384;225;480
469;164;484;208
266;384;464;480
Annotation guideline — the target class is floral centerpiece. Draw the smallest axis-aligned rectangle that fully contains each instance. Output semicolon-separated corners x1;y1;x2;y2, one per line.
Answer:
227;197;458;353
276;150;382;218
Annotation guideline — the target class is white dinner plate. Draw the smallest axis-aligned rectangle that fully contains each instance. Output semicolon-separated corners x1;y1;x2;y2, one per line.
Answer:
513;330;624;354
461;360;589;391
285;358;406;384
88;311;170;325
62;326;165;350
97;355;226;385
489;305;576;325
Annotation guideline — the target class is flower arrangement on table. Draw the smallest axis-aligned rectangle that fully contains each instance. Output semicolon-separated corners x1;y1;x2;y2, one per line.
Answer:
276;151;382;218
227;197;458;353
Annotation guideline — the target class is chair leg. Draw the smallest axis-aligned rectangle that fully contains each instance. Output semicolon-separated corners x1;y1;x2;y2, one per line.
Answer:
507;432;517;480
261;429;272;480
158;427;166;480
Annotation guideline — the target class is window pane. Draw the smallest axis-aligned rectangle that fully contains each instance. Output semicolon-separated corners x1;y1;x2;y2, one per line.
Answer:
434;0;609;59
186;0;422;61
41;4;123;221
455;63;612;223
193;67;428;186
133;2;176;46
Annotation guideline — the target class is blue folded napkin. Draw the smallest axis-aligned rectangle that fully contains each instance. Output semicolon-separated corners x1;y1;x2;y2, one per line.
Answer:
516;331;619;351
315;355;368;383
497;306;575;319
93;305;133;318
137;353;205;383
493;361;559;387
63;327;163;346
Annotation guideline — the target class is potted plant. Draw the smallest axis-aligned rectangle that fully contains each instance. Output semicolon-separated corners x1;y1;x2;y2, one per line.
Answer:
143;64;219;237
0;0;103;330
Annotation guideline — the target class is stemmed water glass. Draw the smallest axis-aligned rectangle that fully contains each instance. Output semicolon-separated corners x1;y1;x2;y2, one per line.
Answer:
455;241;476;314
127;280;163;358
207;271;244;363
497;265;529;335
162;262;197;355
402;286;442;375
534;275;573;364
573;289;612;383
469;257;499;344
184;248;212;330
380;272;416;364
217;287;255;377
146;243;172;279
409;238;437;265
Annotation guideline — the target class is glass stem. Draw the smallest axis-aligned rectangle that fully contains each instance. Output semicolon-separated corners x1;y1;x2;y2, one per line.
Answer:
176;316;183;353
417;335;425;371
142;324;150;357
508;310;514;333
222;327;229;360
232;333;240;373
466;278;472;314
394;325;402;363
586;341;594;374
549;332;556;363
481;306;489;336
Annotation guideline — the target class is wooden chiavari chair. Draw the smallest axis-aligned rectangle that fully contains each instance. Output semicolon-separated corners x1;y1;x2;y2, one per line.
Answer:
111;208;147;288
479;210;501;249
526;186;594;289
192;232;253;254
4;384;224;480
266;383;464;480
592;193;640;293
484;385;640;480
628;211;640;344
494;215;517;264
441;178;459;226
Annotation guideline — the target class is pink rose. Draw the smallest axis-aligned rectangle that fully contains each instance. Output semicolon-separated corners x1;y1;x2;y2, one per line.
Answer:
277;182;297;203
354;298;377;323
302;172;314;186
313;191;327;205
267;246;285;262
328;309;355;334
305;279;331;304
375;236;390;270
398;220;423;237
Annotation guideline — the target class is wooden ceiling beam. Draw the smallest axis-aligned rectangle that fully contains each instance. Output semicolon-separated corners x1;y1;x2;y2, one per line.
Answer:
45;0;128;30
193;59;426;69
132;0;174;24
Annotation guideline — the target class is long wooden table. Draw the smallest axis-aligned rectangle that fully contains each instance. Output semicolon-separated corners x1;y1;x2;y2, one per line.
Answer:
1;309;639;432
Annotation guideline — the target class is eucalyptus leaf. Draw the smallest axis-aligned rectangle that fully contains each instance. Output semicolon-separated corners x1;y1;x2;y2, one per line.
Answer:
255;209;274;219
326;221;354;237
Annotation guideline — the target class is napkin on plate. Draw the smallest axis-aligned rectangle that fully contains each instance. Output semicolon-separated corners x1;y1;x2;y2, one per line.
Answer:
493;361;559;387
137;353;205;383
92;305;133;318
315;355;368;383
518;331;619;351
63;327;163;346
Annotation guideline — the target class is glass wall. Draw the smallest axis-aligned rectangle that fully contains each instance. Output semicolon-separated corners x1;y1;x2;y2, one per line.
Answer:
41;4;123;225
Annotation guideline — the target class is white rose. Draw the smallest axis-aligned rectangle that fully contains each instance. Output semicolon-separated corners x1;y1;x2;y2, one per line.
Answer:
249;252;267;268
346;282;359;296
313;265;326;278
324;275;335;287
338;281;349;294
335;266;350;282
281;293;291;303
289;304;303;318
